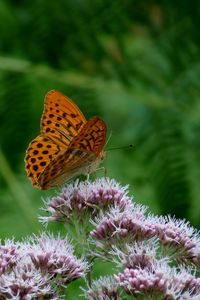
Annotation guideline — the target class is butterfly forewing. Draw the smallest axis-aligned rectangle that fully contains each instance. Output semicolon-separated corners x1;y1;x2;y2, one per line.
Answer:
38;117;106;189
41;90;87;148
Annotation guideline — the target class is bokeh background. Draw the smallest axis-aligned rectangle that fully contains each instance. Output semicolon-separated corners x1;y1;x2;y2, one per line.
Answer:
0;1;200;296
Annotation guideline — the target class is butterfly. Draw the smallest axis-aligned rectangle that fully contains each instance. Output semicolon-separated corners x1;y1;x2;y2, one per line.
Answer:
25;90;106;190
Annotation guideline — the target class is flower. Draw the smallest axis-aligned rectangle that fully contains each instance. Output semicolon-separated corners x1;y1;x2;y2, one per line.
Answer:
111;239;162;269
0;233;86;299
90;204;153;249
190;240;200;267
116;263;168;298
85;276;121;300
0;260;57;300
39;178;133;225
116;260;200;299
0;239;20;275
154;216;198;262
166;266;200;299
27;232;88;284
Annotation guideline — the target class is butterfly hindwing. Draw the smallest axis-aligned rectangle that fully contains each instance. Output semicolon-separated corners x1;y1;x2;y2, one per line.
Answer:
38;117;106;189
69;116;107;155
38;148;95;189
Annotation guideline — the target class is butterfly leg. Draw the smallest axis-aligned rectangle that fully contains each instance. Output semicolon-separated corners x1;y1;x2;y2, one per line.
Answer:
103;167;107;178
85;173;91;202
102;167;109;183
95;166;107;177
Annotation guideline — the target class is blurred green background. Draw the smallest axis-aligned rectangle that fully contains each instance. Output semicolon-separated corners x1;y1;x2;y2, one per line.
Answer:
1;1;200;298
0;0;200;252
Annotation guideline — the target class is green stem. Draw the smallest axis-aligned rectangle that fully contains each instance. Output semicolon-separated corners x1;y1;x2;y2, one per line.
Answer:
71;213;94;287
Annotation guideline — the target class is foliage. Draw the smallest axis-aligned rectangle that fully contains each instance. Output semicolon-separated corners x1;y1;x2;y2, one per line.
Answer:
0;0;200;242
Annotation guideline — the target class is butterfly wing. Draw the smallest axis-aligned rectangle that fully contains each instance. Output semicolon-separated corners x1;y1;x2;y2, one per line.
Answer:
41;90;87;147
25;135;62;187
25;90;87;188
69;116;106;156
38;117;106;189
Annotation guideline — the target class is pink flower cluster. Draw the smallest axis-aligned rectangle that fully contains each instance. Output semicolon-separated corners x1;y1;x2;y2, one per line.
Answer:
90;205;153;245
116;263;200;299
28;233;87;283
90;201;200;265
37;178;200;298
40;178;132;225
0;233;87;299
85;276;121;300
0;240;20;275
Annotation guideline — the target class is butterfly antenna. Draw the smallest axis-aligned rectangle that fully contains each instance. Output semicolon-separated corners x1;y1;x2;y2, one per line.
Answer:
105;131;112;147
106;144;134;151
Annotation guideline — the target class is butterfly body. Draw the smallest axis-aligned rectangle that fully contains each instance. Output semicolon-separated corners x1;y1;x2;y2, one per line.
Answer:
25;90;106;189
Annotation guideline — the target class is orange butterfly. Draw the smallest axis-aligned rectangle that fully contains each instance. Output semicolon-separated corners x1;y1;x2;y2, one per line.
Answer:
25;90;106;190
